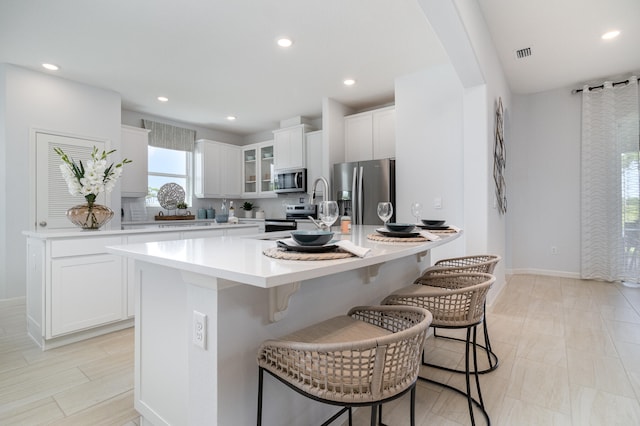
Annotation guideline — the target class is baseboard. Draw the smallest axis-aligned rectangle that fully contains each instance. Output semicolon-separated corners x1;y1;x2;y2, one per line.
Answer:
506;268;581;279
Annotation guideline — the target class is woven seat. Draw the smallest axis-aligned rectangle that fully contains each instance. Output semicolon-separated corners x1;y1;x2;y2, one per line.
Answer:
257;305;432;426
416;254;501;374
382;272;495;426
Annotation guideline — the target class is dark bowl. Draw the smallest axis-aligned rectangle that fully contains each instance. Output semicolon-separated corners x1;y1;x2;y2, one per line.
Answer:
385;223;416;232
290;230;334;246
421;219;446;227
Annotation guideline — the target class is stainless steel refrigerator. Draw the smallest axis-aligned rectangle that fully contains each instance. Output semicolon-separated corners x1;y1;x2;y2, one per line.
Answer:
333;159;395;225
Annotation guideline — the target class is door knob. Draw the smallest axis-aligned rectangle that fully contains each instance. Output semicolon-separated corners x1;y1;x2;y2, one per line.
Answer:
39;221;47;227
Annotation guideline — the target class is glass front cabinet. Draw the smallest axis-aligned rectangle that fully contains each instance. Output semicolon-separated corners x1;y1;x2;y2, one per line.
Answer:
242;141;275;197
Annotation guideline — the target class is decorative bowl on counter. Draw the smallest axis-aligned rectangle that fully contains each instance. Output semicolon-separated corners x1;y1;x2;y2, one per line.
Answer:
421;219;446;227
385;223;416;232
290;230;334;246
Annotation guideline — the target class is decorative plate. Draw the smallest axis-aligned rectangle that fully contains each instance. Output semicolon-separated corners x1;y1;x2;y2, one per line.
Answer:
277;240;338;253
157;183;185;210
416;224;450;230
376;228;421;238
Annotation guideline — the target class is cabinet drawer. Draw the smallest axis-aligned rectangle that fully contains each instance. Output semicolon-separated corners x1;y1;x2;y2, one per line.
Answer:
51;237;123;258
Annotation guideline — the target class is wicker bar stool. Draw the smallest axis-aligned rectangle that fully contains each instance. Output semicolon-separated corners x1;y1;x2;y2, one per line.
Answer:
416;254;501;374
257;305;432;426
382;273;495;426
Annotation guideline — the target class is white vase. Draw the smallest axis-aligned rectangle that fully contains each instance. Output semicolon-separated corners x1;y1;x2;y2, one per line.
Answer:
243;210;252;218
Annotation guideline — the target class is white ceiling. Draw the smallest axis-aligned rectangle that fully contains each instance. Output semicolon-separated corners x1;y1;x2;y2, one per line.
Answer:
477;0;640;94
0;0;447;135
1;0;639;136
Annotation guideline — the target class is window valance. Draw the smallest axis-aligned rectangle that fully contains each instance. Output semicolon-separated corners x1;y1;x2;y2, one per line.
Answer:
142;120;195;152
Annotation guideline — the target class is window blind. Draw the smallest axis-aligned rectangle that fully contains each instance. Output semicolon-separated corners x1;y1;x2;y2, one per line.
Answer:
142;119;195;152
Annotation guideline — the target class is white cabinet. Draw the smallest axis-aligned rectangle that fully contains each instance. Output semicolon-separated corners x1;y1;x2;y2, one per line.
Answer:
305;130;323;197
344;106;395;162
194;139;242;198
26;234;130;350
51;254;124;336
273;124;313;170
120;125;150;197
242;141;276;198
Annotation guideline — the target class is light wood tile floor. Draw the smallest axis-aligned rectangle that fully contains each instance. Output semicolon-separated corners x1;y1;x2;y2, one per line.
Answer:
4;274;640;425
346;274;640;425
0;297;139;425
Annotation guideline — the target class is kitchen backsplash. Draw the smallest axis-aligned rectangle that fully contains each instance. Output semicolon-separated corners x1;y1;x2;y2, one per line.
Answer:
121;196;315;222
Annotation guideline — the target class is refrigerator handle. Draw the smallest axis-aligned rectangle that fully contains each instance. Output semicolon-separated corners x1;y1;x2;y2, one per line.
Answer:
358;166;364;224
351;167;358;223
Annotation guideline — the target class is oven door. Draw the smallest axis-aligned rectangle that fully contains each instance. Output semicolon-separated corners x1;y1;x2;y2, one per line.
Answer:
264;219;298;232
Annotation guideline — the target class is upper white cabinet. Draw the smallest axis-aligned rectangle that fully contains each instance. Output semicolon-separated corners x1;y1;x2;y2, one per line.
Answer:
194;139;242;198
120;125;150;197
242;141;276;198
305;130;323;197
344;106;395;162
273;124;313;170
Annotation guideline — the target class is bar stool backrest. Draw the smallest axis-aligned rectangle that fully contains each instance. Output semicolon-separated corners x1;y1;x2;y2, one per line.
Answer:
384;273;495;328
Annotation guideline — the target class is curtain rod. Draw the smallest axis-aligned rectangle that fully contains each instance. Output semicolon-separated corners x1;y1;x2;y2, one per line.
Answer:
572;77;639;94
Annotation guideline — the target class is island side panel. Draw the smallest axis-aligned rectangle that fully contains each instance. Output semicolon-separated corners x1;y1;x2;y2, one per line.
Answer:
135;262;189;425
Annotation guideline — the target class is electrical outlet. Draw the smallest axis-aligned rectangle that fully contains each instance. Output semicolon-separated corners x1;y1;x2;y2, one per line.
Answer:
434;197;442;209
551;246;558;255
193;311;207;349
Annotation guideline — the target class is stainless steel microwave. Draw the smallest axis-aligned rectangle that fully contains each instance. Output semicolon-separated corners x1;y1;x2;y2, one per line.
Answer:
274;168;307;193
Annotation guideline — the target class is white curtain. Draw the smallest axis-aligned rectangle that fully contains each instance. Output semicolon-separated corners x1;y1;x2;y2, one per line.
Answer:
581;77;639;281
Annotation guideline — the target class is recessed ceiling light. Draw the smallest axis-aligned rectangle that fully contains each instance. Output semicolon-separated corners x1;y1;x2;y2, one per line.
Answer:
343;79;356;86
226;116;237;121
157;96;169;102
42;63;59;71
602;30;621;40
277;38;293;48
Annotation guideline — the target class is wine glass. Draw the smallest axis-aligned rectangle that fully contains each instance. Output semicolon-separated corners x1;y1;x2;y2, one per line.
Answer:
377;202;393;225
318;201;339;229
410;201;422;224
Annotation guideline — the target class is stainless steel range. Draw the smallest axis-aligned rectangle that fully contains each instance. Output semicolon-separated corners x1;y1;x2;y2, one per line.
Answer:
285;203;317;220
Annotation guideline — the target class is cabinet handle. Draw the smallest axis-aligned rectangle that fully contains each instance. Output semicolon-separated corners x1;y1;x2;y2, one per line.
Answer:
39;221;47;227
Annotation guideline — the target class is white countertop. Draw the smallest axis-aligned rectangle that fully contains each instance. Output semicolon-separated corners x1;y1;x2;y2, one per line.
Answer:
121;218;266;226
107;225;462;289
23;222;258;239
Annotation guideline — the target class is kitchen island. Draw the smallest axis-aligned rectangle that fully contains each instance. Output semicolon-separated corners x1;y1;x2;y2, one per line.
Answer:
107;225;461;425
23;222;259;350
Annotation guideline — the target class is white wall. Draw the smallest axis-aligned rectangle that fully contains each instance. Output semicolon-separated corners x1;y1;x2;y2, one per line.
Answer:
417;0;512;302
0;64;121;299
454;0;512;297
509;88;582;276
395;65;465;262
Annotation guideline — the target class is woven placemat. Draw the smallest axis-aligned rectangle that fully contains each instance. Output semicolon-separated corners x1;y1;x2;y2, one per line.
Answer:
367;233;428;243
263;247;353;260
429;229;459;234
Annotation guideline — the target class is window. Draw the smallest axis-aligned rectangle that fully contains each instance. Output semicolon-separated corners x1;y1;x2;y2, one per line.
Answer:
147;146;191;206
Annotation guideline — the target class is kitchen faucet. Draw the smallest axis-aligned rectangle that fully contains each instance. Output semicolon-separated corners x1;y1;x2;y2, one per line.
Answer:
309;176;330;205
308;176;331;230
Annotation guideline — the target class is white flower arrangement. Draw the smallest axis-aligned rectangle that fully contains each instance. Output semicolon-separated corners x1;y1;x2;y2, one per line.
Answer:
55;146;131;205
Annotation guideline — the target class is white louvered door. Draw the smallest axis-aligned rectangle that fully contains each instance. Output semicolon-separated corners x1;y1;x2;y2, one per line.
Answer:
36;132;107;230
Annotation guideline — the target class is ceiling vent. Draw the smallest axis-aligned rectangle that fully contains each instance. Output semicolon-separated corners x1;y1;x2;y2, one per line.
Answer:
515;47;532;59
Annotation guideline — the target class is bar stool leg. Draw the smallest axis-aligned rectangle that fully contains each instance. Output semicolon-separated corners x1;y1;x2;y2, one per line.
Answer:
465;328;475;426
257;367;264;426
